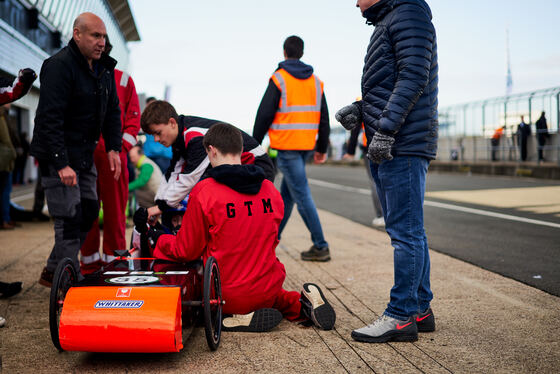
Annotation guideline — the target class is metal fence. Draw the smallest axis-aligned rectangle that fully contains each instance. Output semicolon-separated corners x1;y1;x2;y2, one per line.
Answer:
438;86;560;164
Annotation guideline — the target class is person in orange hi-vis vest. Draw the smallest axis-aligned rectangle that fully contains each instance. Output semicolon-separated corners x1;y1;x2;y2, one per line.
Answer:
253;35;331;262
80;39;140;273
491;125;505;161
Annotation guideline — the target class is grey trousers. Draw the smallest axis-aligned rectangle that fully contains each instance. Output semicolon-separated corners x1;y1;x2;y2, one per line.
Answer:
40;163;98;272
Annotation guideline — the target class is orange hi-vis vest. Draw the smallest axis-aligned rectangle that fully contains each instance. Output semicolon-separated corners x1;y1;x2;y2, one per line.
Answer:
361;123;367;147
492;127;504;140
269;68;323;150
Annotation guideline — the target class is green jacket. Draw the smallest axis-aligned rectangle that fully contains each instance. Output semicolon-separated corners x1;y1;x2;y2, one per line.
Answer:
129;155;162;208
0;109;16;172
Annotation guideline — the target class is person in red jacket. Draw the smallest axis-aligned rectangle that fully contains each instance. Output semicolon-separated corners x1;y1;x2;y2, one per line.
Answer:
80;40;141;273
134;123;336;332
0;67;35;327
0;69;36;105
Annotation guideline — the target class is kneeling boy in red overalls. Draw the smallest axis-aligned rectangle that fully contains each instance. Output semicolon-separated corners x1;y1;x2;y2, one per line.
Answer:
134;123;335;332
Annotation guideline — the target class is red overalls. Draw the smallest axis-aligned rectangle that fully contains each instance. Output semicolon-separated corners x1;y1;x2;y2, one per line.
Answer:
80;69;140;273
153;177;302;320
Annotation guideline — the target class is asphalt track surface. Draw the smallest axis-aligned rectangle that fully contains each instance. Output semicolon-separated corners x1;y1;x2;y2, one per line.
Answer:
301;164;560;296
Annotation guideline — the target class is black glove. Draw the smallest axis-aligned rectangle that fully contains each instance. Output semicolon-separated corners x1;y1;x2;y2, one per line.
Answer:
133;208;149;234
367;132;395;164
147;226;166;249
18;68;37;86
335;102;362;130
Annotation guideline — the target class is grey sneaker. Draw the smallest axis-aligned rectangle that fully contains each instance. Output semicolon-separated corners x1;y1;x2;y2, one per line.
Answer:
415;308;435;332
222;308;282;332
300;283;336;330
0;316;5;328
301;246;331;262
372;217;385;227
351;315;418;343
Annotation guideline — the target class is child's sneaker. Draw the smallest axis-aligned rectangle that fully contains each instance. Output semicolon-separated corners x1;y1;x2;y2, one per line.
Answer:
416;308;435;332
351;314;417;343
300;283;336;330
222;308;282;332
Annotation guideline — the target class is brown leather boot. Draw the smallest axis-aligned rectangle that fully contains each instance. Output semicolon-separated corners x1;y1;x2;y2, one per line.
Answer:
38;267;54;288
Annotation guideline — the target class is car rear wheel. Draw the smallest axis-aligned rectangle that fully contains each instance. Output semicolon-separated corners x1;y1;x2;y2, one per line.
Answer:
203;256;222;351
49;258;77;351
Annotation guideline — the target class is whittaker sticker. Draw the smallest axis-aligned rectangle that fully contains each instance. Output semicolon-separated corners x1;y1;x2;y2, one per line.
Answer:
106;276;160;285
94;300;144;309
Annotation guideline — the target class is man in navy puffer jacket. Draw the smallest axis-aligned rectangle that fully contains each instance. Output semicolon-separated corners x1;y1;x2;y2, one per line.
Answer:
337;0;438;343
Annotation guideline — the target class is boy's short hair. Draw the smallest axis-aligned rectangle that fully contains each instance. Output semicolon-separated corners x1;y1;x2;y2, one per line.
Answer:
132;144;144;155
140;100;179;134
283;35;304;59
203;123;243;156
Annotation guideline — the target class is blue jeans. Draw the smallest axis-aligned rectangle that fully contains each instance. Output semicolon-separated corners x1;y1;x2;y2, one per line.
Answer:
277;150;328;249
370;156;433;320
0;171;12;222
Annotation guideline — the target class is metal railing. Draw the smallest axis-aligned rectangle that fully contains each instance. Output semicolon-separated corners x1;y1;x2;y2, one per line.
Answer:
438;86;560;164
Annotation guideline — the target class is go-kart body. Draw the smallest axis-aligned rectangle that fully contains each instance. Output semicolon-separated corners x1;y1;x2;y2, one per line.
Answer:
50;256;222;353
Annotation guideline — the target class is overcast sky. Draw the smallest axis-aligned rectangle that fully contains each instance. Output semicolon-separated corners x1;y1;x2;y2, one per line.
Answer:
125;0;560;133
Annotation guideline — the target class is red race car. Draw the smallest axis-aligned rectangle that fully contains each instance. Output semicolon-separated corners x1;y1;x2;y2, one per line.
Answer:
49;252;223;353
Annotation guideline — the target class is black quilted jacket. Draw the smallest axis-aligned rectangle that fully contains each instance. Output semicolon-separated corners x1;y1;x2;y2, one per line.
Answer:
30;39;121;170
361;0;438;160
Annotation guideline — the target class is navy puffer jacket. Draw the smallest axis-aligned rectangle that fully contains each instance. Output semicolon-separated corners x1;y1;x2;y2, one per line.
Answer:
361;0;438;160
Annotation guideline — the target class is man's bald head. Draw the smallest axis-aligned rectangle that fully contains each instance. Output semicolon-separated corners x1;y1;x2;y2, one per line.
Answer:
73;12;103;31
72;12;107;65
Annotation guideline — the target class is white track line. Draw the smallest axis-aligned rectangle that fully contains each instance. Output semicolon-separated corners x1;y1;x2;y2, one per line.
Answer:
308;178;560;229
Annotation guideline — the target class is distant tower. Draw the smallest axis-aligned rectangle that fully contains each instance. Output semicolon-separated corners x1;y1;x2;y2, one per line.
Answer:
164;84;171;101
505;28;513;96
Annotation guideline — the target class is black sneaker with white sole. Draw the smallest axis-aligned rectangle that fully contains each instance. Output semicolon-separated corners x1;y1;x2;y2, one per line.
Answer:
416;308;435;332
300;283;336;330
222;308;282;332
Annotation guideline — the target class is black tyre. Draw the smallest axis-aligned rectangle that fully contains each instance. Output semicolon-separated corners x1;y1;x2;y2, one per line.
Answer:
49;258;77;351
203;256;222;351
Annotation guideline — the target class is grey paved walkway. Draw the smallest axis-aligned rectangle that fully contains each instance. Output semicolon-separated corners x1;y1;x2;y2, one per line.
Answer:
0;209;558;373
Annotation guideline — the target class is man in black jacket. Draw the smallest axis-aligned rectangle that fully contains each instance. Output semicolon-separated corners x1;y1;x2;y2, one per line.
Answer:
30;13;122;286
535;111;549;162
337;0;438;343
516;115;531;161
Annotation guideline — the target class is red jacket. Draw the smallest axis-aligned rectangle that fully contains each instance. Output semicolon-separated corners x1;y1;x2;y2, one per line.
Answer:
0;72;34;106
153;165;286;313
97;69;141;153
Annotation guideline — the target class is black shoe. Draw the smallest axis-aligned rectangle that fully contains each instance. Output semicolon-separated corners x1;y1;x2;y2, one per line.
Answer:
416;308;435;332
301;246;331;262
38;267;54;288
222;308;282;332
0;282;22;298
300;283;336;330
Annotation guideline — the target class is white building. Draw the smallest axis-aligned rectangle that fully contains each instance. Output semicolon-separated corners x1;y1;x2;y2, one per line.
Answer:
0;0;140;181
